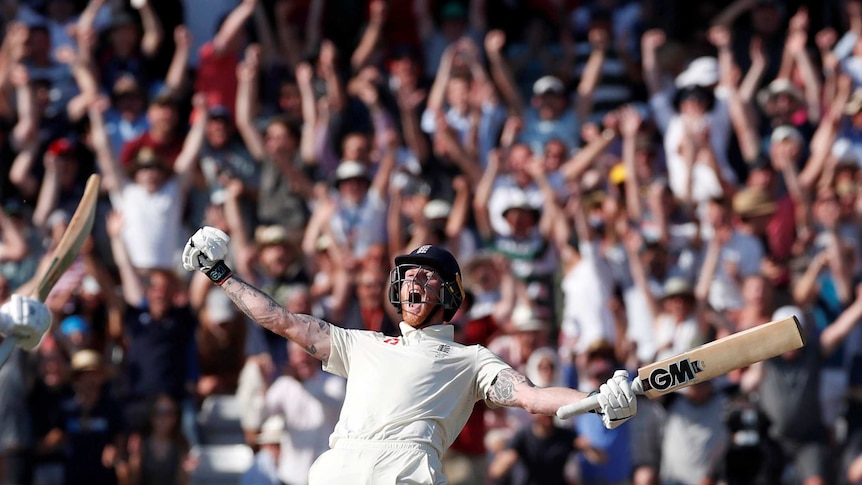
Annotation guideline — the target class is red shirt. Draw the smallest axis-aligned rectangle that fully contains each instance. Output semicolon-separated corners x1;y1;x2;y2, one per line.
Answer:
195;42;239;115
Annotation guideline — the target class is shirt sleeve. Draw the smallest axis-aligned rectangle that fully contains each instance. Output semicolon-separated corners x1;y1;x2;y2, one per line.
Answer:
476;345;514;405
322;324;359;378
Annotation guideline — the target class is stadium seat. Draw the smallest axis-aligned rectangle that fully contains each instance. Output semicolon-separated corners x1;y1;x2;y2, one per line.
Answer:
188;444;254;485
197;394;246;445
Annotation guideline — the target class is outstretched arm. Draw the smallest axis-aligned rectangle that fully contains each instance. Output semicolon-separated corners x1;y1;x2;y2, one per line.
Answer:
183;227;333;359
219;275;333;359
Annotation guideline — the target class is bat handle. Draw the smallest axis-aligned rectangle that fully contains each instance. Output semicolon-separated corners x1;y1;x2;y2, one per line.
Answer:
0;337;18;368
556;378;645;419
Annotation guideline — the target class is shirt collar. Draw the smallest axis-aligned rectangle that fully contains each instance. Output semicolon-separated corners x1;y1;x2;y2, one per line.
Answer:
398;322;455;341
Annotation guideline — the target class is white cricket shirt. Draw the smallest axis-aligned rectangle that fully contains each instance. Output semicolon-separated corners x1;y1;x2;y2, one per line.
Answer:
323;322;512;458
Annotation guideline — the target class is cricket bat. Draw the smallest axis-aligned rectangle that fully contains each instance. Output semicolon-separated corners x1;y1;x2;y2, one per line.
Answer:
0;173;101;366
557;315;806;419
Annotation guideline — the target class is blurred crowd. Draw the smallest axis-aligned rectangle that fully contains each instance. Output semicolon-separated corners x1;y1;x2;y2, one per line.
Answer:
1;0;862;484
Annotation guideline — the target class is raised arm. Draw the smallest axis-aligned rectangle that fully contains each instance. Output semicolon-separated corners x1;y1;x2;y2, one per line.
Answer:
133;0;165;58
173;94;209;189
484;30;524;113
106;211;146;307
213;0;257;56
182;227;333;360
235;45;266;160
164;26;192;97
351;0;387;72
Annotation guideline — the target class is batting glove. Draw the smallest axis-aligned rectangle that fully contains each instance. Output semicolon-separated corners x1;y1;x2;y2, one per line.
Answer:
0;295;51;350
596;370;637;429
182;226;233;285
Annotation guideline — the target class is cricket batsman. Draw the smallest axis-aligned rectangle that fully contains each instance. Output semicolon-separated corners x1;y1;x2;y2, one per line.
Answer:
183;227;636;484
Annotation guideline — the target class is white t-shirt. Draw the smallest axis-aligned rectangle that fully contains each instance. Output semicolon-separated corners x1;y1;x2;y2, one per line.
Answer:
560;242;616;355
650;87;737;203
266;372;346;485
119;179;184;270
323;322;511;458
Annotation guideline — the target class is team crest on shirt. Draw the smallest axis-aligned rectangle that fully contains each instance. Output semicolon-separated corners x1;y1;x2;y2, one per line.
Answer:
434;344;452;358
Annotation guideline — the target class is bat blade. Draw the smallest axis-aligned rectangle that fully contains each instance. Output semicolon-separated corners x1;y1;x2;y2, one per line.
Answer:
557;316;805;419
0;174;101;366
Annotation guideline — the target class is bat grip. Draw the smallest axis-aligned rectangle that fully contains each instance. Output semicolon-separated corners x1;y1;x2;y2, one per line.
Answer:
556;378;645;419
0;337;18;368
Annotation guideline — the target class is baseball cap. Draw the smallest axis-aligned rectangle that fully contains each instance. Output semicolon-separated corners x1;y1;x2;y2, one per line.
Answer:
71;349;102;373
257;415;285;445
208;104;232;121
423;199;452;220
770;125;804;144
533;75;565;96
509;304;548;332
60;315;90;337
334;160;370;184
674;57;719;88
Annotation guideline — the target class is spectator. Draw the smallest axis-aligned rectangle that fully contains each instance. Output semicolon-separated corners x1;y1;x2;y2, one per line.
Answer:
118;93;184;171
50;349;125;485
240;414;284;485
264;340;345;485
126;393;193;485
107;211;199;442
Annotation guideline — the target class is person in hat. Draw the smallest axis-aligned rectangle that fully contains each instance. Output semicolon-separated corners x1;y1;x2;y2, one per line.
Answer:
96;93;204;271
240;415;285;485
642;28;739;205
182;228;638;484
49;349;126;485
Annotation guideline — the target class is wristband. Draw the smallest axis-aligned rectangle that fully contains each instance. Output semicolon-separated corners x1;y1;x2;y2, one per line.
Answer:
205;260;233;286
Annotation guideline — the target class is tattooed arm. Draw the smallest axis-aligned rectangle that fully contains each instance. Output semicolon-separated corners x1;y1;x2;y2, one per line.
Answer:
487;368;589;415
219;275;333;360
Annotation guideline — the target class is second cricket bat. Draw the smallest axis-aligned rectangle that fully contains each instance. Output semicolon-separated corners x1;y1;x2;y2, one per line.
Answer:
557;315;805;419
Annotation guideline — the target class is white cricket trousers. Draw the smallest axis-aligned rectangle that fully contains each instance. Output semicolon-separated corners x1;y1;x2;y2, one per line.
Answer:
308;438;447;484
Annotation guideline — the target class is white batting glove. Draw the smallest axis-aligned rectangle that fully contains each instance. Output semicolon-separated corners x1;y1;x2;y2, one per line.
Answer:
183;227;233;285
183;226;230;271
0;295;51;351
596;370;637;429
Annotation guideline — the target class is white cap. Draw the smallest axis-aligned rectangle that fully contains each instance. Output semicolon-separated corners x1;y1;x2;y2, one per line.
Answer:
772;305;804;329
674;57;719;88
533;75;565;96
510;304;548;332
335;160;370;183
423;199;452;220
257;415;285;445
770;125;803;144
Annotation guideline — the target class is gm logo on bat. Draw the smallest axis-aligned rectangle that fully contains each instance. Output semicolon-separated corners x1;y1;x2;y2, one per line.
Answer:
643;358;704;392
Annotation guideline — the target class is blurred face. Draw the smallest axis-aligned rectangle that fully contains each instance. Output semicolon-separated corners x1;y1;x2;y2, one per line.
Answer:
662;294;693;320
134;165;169;193
258;243;294;277
56;156;79;188
110;24;139;56
146;271;176;319
356;270;387;307
398;265;443;326
288;341;319;380
813;191;840;228
534;93;566;119
279;82;301;119
206;118;231;148
751;5;782;36
116;92;146;115
543;140;567;171
147;104;178;134
742;275;771;307
284;287;312;314
337;177;370;205
265;121;297;156
342;134;370;162
446;77;471;112
38;349;68;387
73;369;104;401
150;396;178;435
503;208;538;236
